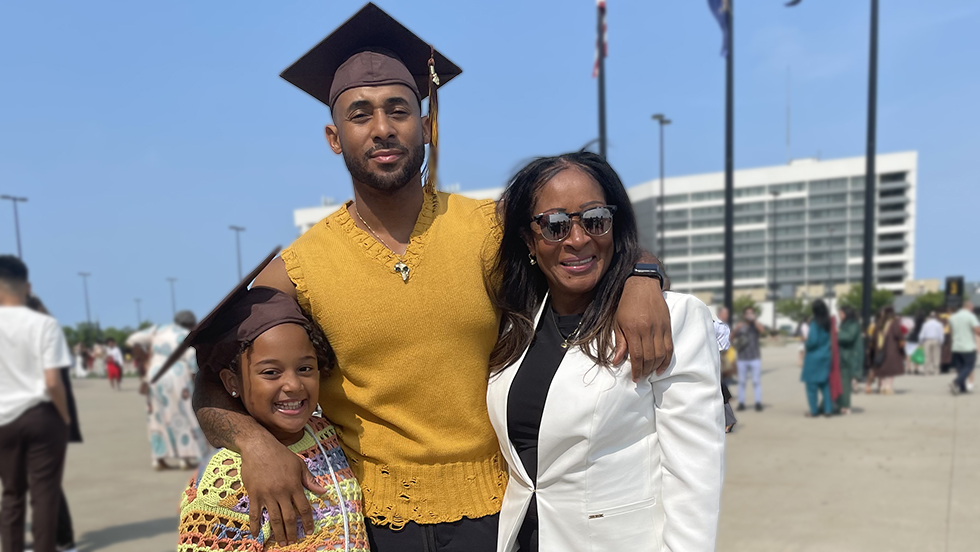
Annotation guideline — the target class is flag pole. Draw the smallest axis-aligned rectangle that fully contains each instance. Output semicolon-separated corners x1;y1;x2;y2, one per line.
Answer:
861;0;878;331
723;0;735;318
597;1;607;159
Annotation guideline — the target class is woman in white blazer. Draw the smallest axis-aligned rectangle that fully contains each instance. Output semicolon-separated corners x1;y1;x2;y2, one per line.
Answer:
486;152;725;552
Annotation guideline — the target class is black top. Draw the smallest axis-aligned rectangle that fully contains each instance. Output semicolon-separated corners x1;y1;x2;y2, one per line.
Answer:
507;303;583;552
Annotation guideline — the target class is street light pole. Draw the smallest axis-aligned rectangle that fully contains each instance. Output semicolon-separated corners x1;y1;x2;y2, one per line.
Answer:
1;195;28;258
229;225;246;281
78;272;92;325
166;277;177;318
135;298;142;327
651;114;671;257
770;191;780;331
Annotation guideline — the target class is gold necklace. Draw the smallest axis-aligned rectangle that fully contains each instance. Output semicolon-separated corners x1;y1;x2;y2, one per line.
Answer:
551;308;584;349
353;203;410;282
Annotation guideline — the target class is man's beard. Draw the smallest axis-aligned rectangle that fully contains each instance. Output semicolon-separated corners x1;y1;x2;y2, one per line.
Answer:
343;141;426;193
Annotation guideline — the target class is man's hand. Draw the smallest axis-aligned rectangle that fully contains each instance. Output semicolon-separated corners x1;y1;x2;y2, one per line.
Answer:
613;276;674;381
240;435;327;545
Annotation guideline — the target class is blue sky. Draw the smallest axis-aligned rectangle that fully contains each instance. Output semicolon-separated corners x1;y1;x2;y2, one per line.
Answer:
1;0;978;329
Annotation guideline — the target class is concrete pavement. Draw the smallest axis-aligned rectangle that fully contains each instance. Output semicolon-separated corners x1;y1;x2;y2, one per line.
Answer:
45;344;980;550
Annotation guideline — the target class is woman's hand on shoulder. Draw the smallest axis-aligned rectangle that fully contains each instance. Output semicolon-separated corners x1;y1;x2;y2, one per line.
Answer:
240;436;327;546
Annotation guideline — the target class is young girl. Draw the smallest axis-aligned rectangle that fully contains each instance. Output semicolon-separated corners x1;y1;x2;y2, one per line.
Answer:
174;286;369;551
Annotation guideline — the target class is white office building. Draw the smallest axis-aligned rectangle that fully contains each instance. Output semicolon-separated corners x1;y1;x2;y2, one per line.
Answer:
294;151;917;297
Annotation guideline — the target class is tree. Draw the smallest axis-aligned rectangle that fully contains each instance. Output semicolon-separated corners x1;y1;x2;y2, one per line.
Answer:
900;291;945;316
837;284;894;318
777;298;812;324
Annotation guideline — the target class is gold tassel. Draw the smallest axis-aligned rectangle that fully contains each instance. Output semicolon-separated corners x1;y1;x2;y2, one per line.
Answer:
424;46;440;194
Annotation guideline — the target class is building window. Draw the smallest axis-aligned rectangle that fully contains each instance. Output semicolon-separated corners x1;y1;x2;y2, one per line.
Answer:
880;172;907;183
735;243;766;253
693;273;722;282
735;215;766;225
775;213;804;222
809;178;848;192
776;198;806;209
810;194;847;206
735;186;767;198
776;254;805;263
664;209;689;220
735;256;765;267
734;270;765;279
692;246;725;256
769;182;806;194
692;220;723;229
665;222;689;231
692;206;725;217
777;268;804;278
850;176;865;189
878;262;904;270
778;226;805;236
879;203;905;213
851;192;865;203
663;194;690;204
879;218;905;226
691;191;725;202
810;209;847;219
735;230;766;242
692;261;725;271
666;236;689;246
692;233;724;244
735;202;766;213
878;246;905;255
880;188;906;198
777;240;805;250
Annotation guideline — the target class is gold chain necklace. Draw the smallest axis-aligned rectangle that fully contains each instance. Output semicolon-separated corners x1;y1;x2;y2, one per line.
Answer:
352;203;410;282
551;308;584;349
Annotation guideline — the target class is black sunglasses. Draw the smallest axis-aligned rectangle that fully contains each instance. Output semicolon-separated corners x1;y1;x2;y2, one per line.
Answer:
530;205;617;242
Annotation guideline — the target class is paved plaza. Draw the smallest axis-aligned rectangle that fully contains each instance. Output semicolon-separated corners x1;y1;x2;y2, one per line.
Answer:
46;344;980;551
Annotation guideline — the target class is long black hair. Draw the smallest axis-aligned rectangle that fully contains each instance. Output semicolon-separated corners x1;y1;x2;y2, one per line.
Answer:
812;299;831;332
488;152;642;371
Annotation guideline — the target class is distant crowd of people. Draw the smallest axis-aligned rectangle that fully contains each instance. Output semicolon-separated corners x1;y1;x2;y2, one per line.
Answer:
0;254;211;552
714;298;980;422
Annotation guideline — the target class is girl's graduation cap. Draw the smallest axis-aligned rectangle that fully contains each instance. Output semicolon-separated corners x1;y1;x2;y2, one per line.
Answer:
279;2;461;192
151;247;308;384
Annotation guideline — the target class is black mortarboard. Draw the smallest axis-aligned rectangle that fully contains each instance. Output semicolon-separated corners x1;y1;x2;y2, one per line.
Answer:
152;247;308;383
280;2;462;110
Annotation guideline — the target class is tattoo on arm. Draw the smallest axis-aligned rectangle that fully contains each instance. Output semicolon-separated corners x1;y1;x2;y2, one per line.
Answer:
196;407;243;450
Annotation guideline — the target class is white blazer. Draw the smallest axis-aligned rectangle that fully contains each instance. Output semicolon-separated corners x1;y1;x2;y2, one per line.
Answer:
487;292;725;552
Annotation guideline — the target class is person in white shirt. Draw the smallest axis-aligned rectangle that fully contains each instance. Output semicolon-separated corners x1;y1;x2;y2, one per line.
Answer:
0;255;73;552
919;312;945;376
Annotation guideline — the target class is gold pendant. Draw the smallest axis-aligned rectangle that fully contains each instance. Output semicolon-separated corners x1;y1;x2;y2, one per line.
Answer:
394;262;410;282
560;341;568;349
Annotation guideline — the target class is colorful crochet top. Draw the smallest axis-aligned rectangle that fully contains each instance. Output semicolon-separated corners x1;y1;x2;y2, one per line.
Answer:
177;416;369;551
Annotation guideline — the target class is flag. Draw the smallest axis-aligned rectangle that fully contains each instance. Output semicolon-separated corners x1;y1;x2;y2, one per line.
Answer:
592;0;607;78
707;0;730;57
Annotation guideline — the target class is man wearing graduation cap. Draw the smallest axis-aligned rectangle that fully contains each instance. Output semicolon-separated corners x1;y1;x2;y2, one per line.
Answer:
192;4;674;550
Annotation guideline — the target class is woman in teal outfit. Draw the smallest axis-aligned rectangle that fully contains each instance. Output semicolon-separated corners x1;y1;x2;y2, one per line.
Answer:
802;300;833;417
836;305;864;415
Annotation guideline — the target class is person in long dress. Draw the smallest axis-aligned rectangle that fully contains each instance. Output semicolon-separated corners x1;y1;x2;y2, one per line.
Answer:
126;310;211;470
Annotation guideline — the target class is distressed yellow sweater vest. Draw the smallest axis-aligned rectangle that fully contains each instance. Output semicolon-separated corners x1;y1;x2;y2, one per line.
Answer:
281;192;506;528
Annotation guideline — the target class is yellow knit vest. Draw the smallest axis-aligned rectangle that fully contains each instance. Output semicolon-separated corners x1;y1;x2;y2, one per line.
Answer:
281;192;506;529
